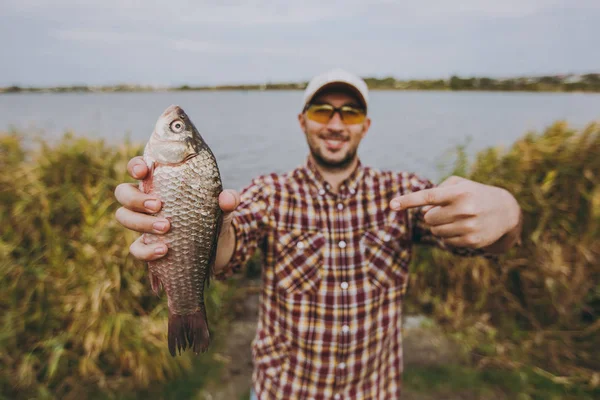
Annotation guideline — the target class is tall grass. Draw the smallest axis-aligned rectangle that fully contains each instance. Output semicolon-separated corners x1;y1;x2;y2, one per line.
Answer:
0;132;231;399
407;121;600;391
1;119;599;398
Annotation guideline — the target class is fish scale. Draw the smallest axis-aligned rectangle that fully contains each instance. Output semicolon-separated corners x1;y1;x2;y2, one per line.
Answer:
141;105;222;356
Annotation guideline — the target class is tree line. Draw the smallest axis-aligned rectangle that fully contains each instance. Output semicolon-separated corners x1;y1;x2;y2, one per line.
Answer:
2;73;599;93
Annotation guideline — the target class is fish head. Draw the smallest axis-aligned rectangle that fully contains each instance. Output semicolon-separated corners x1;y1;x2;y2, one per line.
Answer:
154;105;197;142
148;105;204;164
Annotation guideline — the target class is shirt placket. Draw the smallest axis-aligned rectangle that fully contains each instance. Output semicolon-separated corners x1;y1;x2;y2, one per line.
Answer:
332;189;350;397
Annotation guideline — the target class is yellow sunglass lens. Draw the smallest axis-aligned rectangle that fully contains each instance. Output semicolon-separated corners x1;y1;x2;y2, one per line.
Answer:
306;105;365;124
307;105;333;123
340;107;365;124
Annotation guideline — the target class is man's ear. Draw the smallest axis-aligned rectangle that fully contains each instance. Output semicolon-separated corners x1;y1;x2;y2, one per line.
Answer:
298;113;306;132
361;117;371;138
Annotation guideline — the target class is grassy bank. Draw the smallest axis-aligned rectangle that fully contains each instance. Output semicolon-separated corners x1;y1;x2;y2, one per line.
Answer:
1;119;599;398
403;364;598;400
406;120;600;395
0;133;239;399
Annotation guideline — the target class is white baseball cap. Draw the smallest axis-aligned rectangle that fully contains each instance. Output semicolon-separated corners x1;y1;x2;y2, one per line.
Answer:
302;68;369;111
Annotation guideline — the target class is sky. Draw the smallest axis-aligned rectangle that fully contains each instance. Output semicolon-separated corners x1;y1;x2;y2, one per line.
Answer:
1;0;599;87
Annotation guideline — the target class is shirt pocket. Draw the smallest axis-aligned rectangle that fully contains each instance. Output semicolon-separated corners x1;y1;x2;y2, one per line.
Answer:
360;227;410;291
274;230;325;294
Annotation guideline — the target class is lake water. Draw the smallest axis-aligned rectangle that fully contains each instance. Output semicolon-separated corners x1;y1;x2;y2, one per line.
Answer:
1;91;599;191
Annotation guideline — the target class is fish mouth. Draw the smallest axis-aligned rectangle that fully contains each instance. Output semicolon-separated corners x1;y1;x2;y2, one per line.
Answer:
161;104;187;121
162;104;182;115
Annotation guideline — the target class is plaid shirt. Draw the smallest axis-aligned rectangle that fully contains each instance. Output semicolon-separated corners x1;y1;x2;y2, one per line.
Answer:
215;158;489;400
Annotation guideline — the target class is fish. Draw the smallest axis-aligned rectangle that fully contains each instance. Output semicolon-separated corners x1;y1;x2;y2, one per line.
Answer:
140;104;223;356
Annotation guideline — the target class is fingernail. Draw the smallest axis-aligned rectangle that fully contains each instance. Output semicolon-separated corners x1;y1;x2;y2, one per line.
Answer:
154;246;166;255
133;165;144;177
390;200;401;210
153;221;167;232
144;200;159;210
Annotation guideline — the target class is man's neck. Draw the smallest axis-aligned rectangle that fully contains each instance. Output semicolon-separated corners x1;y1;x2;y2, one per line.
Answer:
310;156;359;193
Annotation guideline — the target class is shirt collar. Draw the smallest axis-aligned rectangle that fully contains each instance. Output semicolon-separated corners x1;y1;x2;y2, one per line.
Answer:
302;156;364;198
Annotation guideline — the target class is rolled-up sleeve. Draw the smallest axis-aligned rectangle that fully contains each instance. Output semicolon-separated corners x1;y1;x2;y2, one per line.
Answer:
214;177;270;280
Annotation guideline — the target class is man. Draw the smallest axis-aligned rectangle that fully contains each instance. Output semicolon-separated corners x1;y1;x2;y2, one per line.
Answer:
115;68;522;399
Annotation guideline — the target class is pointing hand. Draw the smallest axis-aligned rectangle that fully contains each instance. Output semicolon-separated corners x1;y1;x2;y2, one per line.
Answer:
389;176;521;249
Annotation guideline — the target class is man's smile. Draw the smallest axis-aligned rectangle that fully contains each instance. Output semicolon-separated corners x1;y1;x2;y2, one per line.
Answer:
323;138;345;151
318;134;349;152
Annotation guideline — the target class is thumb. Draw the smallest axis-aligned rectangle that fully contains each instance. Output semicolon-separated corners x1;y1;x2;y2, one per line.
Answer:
219;189;240;213
218;189;240;234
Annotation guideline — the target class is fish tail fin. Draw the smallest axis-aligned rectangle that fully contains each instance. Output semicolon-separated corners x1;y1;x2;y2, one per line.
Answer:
168;307;210;356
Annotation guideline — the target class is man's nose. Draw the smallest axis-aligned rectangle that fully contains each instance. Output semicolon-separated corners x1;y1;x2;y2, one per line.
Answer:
327;111;344;131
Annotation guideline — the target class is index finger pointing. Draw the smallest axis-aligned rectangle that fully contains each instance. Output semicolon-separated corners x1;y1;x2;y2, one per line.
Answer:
389;187;454;211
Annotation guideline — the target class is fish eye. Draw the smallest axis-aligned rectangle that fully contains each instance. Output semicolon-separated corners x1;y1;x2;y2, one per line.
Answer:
170;120;185;133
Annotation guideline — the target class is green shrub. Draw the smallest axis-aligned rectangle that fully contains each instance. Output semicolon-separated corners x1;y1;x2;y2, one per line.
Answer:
407;121;600;390
0;133;231;399
2;119;599;398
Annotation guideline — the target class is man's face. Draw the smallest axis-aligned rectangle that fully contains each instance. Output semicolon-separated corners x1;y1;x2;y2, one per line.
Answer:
298;90;371;170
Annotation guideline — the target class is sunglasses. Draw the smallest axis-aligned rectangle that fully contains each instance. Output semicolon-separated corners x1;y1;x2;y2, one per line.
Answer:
304;103;367;125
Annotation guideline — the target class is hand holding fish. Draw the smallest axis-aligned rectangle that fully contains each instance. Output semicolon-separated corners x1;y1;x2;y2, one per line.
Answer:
389;176;522;252
115;156;240;261
115;105;242;355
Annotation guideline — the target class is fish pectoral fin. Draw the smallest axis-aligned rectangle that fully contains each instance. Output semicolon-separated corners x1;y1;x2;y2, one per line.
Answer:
205;211;223;289
149;271;163;295
140;160;156;194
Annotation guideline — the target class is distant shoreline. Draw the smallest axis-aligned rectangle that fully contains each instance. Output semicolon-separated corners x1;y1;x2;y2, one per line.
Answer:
2;73;599;94
2;88;599;95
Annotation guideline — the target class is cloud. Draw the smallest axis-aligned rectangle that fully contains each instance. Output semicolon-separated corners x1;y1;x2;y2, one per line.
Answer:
4;0;599;24
1;0;598;86
1;0;362;25
52;29;158;44
171;39;298;55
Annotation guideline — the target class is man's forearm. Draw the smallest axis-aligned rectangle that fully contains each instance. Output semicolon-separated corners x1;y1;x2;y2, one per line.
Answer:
214;225;236;275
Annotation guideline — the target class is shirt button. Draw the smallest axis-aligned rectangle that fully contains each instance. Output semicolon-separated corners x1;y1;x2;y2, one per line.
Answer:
334;395;341;400
349;188;356;194
296;241;305;249
338;240;346;248
342;325;350;333
338;362;346;369
340;282;349;290
319;188;326;195
337;203;344;210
